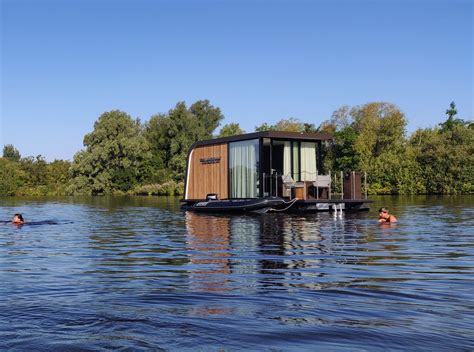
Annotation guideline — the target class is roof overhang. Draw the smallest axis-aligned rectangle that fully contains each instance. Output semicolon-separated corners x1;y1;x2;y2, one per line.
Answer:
191;131;333;149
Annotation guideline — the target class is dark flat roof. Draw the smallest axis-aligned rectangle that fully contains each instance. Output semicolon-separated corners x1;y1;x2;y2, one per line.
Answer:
191;131;333;148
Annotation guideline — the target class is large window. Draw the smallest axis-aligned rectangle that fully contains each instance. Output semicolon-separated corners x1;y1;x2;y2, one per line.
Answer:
273;140;317;181
229;139;259;198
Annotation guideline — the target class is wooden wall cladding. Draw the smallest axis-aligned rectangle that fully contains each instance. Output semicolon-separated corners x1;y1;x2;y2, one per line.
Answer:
186;144;228;200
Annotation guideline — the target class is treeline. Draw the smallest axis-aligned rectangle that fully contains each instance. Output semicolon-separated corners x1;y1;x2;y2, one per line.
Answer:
319;102;473;194
0;100;473;196
0;153;70;196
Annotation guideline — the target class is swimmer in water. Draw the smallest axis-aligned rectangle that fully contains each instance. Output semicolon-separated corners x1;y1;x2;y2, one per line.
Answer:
378;207;397;223
12;213;25;225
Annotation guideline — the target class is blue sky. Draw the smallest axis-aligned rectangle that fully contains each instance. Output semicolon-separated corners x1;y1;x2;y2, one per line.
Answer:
1;0;472;161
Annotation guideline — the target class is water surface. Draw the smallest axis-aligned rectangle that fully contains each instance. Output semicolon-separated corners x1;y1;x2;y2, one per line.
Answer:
1;196;473;350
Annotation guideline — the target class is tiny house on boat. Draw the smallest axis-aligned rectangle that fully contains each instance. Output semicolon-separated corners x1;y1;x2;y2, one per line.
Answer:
181;131;372;212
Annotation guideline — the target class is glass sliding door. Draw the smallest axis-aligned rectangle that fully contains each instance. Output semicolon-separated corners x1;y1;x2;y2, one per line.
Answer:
271;140;291;176
229;139;260;198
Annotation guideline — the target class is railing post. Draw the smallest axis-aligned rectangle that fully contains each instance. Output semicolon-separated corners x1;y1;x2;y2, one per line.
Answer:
329;170;332;200
340;171;343;200
275;173;278;197
352;171;355;200
315;173;319;200
270;169;273;196
364;172;367;199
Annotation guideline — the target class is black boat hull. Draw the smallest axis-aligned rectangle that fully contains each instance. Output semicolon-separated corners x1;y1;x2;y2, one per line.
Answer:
181;197;372;213
181;197;287;212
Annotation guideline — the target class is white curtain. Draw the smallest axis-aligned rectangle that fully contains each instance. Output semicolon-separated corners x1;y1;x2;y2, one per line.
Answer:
283;142;291;177
230;139;259;198
293;142;300;181
300;142;317;181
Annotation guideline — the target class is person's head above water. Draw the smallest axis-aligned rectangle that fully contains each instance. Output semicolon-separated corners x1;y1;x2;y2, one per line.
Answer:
12;213;25;224
378;207;397;223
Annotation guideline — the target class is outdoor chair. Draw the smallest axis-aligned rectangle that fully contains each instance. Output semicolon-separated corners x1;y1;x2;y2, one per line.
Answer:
313;174;331;199
282;175;295;198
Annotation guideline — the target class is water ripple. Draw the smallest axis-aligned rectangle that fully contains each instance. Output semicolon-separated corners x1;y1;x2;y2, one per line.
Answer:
1;195;473;350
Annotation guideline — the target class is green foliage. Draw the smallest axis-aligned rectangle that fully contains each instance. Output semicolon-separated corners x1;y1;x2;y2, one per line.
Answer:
147;168;173;184
255;118;308;132
47;160;72;194
133;181;184;196
190;100;224;139
320;102;472;195
274;118;305;132
2;100;471;197
446;101;458;119
351;102;407;172
0;158;26;195
331;126;360;171
2;144;21;162
145;100;224;181
439;101;465;132
303;123;318;133
410;125;474;194
218;123;244;137
68;110;152;195
255;122;275;132
166;103;202;179
0;156;71;196
392;146;426;195
20;155;48;188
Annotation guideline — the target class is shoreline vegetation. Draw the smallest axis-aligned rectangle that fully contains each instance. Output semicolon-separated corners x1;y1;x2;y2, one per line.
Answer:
1;100;473;197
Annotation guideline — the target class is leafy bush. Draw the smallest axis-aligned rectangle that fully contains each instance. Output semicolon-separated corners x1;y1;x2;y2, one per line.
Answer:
133;181;184;196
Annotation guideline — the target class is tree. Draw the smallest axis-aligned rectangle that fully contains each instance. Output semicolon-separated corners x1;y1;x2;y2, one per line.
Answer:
0;158;25;196
319;102;412;193
144;100;224;181
331;125;359;172
274;117;305;132
440;101;464;132
68;110;151;195
255;122;275;132
146;102;207;181
303;123;318;133
2;144;21;162
190;100;224;139
255;118;306;132
350;103;406;178
166;102;203;180
410;125;474;194
218;123;244;137
446;101;457;119
330;105;352;131
47;160;71;193
20;155;48;188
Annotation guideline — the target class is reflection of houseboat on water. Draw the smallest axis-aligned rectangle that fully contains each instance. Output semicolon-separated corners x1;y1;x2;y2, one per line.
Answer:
181;131;372;212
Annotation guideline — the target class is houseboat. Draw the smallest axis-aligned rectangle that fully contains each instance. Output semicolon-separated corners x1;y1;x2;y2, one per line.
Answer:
181;131;372;213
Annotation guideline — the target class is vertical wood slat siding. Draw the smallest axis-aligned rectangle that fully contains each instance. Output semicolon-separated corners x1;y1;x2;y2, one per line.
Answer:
187;144;228;200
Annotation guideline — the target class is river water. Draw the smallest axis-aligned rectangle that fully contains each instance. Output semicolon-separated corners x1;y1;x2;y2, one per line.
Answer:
0;196;473;351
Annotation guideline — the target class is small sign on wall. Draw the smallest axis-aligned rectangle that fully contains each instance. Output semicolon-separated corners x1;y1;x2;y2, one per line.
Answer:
199;157;221;165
